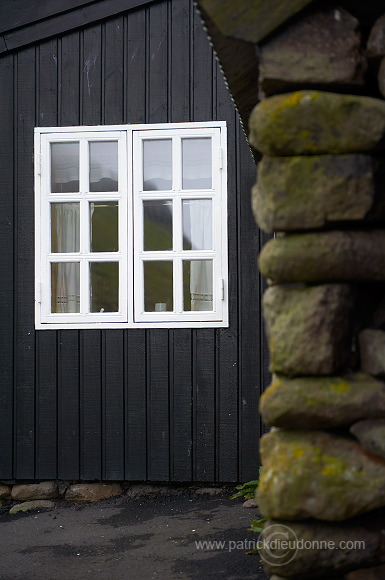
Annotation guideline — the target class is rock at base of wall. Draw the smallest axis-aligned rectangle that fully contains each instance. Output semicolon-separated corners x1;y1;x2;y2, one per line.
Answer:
11;481;58;501
258;230;385;284
258;429;385;521
249;91;385;156
9;500;55;514
259;512;385;578
263;284;354;376
252;154;380;233
350;419;385;460
260;373;385;428
0;485;10;499
65;483;122;503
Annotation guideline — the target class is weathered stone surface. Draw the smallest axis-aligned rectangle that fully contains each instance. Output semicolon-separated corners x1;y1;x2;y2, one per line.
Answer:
259;513;385;578
252;154;377;232
359;329;385;376
11;481;58;501
126;484;180;499
346;564;385;579
9;500;55;514
259;230;385;284
259;6;365;96
378;56;385;99
263;284;354;376
367;14;385;57
243;498;258;508
0;484;10;499
65;483;122;503
198;0;314;44
350;419;385;460
249;91;385;156
258;429;385;520
260;373;385;429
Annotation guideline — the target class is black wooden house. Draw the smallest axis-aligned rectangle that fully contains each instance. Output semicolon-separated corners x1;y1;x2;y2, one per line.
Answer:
0;0;268;483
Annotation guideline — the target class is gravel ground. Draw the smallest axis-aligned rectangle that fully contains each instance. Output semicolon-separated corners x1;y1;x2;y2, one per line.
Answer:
0;486;269;580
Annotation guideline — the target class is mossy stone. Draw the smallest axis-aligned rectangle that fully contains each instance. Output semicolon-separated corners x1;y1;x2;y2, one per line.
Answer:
198;0;314;44
263;284;354;376
260;373;385;428
258;429;385;520
249;90;385;156
253;154;376;232
259;230;385;284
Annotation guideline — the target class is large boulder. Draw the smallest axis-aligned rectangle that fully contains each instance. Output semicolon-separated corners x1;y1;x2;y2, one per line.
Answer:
249;91;385;156
359;329;385;377
258;429;385;521
258;512;385;578
367;13;385;58
259;230;385;284
259;5;365;96
252;154;380;232
65;483;122;503
350;419;385;461
263;284;354;376
11;481;58;501
260;373;385;428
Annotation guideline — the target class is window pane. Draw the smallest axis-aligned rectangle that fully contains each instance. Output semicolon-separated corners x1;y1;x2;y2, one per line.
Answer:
143;200;173;251
89;141;118;192
182;138;212;189
182;199;212;250
144;261;173;312
51;203;80;253
90;262;119;312
51;142;79;193
90;202;119;252
183;260;213;311
143;139;172;191
51;262;80;313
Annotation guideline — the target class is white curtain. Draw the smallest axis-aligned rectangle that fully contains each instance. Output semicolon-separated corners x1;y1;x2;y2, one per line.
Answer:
52;204;80;313
183;200;213;311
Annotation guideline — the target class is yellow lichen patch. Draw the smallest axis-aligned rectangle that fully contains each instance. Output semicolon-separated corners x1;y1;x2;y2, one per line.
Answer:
321;456;350;478
331;380;350;394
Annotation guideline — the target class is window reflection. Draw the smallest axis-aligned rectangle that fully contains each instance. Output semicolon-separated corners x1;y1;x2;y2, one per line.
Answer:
144;261;173;311
51;142;79;193
143;139;172;191
90;202;119;252
182;138;212;189
143;200;173;251
90;262;119;312
89;141;118;192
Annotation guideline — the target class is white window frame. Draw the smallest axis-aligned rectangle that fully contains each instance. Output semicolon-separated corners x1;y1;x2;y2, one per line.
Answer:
35;122;228;330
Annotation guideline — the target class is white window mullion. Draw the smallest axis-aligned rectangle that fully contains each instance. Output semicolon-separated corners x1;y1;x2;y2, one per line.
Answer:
174;257;183;314
78;259;87;315
79;139;88;193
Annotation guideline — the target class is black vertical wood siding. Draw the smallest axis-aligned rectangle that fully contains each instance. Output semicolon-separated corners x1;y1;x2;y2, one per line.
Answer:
0;0;268;482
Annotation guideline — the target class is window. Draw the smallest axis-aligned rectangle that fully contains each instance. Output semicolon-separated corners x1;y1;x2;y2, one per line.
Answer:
35;122;228;329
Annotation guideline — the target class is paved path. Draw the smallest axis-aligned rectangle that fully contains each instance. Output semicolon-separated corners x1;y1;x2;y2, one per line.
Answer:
0;487;269;580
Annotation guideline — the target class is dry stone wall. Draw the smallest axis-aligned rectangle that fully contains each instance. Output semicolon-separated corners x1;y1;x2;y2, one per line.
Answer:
248;4;385;579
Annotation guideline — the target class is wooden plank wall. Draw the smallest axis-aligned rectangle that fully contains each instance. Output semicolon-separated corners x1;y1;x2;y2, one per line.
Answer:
0;0;267;483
